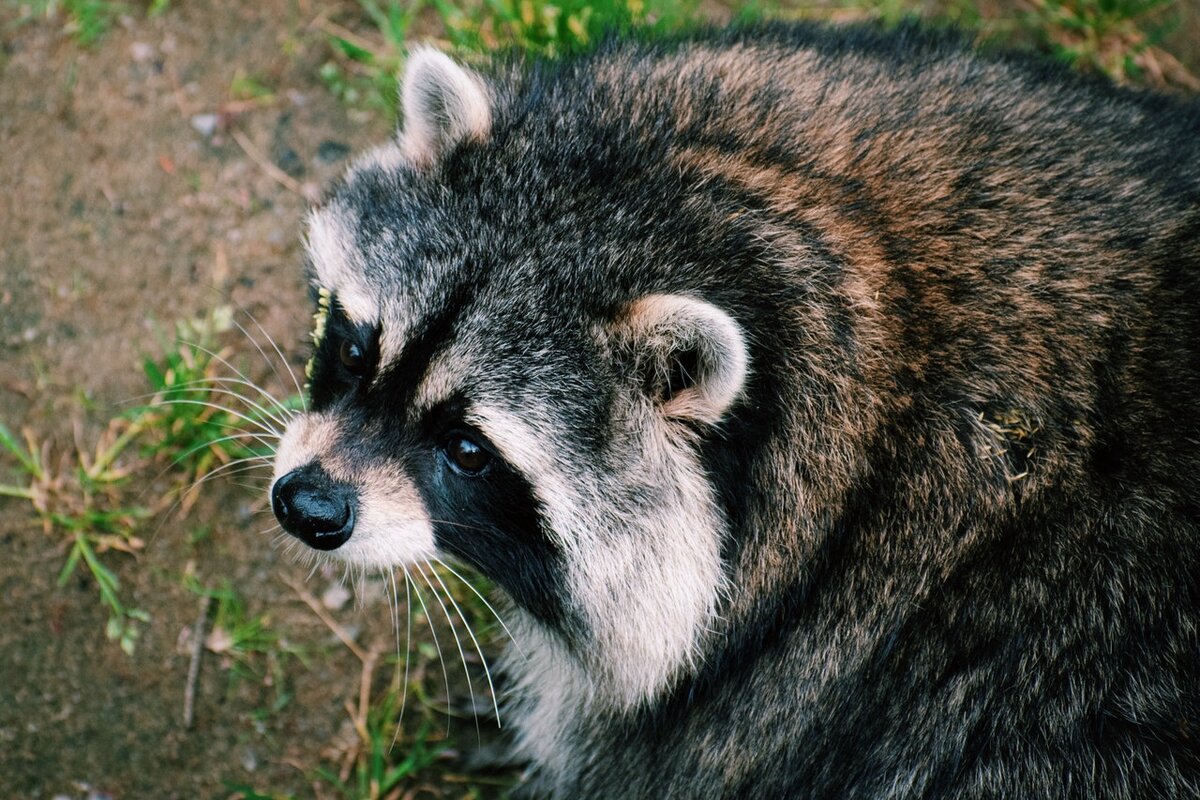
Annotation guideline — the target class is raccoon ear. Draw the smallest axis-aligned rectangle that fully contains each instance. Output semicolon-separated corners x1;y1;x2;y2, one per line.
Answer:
399;48;492;167
618;295;749;425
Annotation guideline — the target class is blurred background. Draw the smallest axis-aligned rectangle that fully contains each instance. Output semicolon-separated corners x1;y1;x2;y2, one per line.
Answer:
0;1;1196;797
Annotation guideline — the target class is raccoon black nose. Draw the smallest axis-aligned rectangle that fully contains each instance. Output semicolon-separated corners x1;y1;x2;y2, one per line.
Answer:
271;464;356;551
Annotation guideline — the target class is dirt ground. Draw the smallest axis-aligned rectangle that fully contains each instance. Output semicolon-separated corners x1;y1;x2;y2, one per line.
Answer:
0;1;1197;798
0;2;503;797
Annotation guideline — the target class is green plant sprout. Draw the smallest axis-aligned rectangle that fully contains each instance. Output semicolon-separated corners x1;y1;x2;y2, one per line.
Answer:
0;418;150;654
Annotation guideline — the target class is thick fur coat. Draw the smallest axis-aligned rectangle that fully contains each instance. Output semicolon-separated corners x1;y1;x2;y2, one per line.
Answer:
270;24;1200;798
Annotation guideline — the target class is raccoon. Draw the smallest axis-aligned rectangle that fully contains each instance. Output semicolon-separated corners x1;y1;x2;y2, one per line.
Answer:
269;23;1200;798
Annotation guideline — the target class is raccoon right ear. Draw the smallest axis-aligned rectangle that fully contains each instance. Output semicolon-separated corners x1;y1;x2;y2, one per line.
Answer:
616;295;750;425
399;48;492;167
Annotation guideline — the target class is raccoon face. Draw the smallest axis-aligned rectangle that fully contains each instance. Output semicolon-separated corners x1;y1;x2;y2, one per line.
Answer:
270;50;750;707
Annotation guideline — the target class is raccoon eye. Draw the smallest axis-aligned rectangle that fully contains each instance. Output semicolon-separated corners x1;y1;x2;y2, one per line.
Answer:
444;434;491;475
339;339;365;374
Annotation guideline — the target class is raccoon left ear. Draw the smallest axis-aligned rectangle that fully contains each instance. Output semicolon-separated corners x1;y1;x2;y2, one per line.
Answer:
399;48;492;167
617;295;750;425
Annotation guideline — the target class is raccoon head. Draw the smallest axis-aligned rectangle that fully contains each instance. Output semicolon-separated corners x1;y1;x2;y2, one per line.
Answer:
270;50;751;709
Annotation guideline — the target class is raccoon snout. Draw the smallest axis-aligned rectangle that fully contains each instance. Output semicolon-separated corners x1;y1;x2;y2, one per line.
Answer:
271;463;357;551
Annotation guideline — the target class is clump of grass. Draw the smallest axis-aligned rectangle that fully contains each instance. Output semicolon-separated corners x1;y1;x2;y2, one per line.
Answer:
229;69;278;105
315;0;1194;119
187;577;304;706
429;0;695;56
816;0;1197;88
17;0;126;45
0;305;299;655
0;417;151;654
254;571;516;799
17;0;168;45
135;306;296;513
1021;0;1195;86
316;696;446;799
316;0;699;115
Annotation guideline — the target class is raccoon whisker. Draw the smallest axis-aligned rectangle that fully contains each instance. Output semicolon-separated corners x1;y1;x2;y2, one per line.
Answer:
150;376;295;422
395;567;414;738
137;374;288;408
407;568;454;735
189;455;276;483
257;522;283;538
177;462;275;507
175;336;269;390
227;312;304;418
176;339;294;428
382;566;399;674
432;556;522;657
225;294;308;412
427;559;501;728
416;560;482;743
162;413;281;444
355;565;367;611
148;398;281;439
125;392;283;438
426;518;493;535
286;546;321;577
146;458;276;531
275;532;306;560
379;568;405;751
139;439;273;514
167;433;278;470
155;383;292;432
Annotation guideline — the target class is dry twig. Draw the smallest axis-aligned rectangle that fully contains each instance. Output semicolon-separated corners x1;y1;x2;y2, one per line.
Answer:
231;129;320;202
183;594;214;728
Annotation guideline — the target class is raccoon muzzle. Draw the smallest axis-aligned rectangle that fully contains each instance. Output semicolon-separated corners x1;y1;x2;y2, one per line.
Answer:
271;462;358;551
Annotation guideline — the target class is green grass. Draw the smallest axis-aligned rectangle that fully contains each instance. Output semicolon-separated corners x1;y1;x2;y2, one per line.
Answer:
315;698;447;799
222;567;514;799
187;577;304;704
15;0;168;44
314;0;1194;115
0;417;152;654
19;0;127;45
317;0;700;115
0;307;300;655
1020;0;1184;82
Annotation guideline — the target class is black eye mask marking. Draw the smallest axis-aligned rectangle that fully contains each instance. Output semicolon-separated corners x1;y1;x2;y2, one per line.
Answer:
305;288;380;411
412;401;585;642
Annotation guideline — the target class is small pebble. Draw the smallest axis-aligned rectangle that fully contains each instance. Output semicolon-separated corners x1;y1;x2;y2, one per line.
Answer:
190;113;219;138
